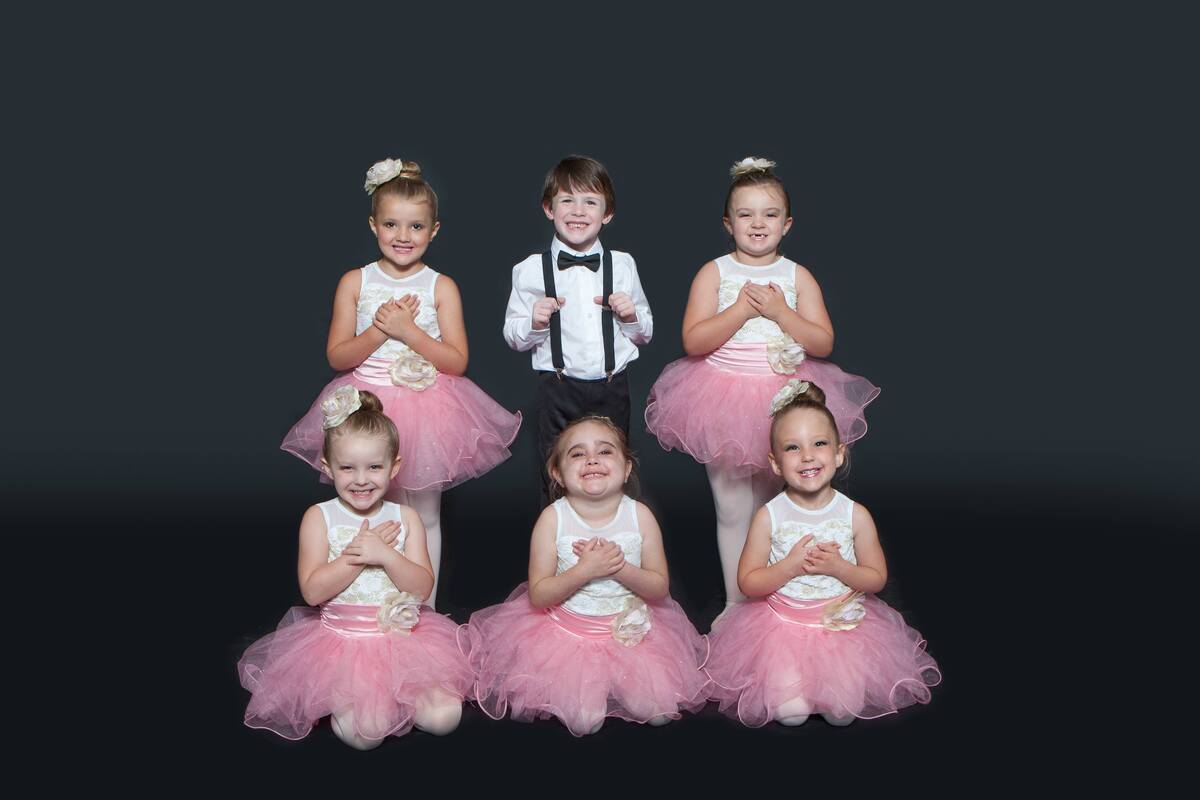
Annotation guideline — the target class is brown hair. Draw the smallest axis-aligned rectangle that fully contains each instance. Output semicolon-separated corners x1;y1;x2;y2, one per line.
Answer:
545;415;639;501
370;160;439;221
322;390;400;463
769;381;850;473
541;155;616;215
724;159;792;219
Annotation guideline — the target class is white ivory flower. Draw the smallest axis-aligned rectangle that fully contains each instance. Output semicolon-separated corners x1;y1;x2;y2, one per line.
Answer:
822;592;866;632
388;352;438;391
768;379;812;416
364;158;405;195
731;156;776;177
765;336;806;375
611;597;652;647
378;591;422;634
321;385;362;429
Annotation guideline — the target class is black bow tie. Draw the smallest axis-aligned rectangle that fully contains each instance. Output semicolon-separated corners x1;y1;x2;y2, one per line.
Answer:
556;252;601;271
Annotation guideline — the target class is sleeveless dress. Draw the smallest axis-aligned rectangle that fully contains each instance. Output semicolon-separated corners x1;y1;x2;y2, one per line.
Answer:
704;491;941;726
645;255;879;476
281;262;522;491
459;496;711;735
238;500;473;740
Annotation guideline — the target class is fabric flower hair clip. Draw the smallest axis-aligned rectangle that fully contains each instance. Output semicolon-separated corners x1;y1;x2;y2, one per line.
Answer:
321;385;362;429
769;379;811;416
364;158;406;195
731;156;776;177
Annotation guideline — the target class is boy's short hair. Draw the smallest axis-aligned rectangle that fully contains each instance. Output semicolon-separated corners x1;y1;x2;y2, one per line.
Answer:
541;155;616;215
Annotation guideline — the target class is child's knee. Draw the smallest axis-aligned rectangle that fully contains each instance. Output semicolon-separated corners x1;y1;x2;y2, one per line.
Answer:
330;709;384;750
414;692;462;736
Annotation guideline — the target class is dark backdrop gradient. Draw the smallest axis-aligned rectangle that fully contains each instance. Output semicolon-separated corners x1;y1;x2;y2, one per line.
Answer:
16;6;1195;789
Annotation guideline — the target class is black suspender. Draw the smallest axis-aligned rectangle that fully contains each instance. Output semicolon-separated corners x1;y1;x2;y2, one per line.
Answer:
541;249;617;381
600;249;615;379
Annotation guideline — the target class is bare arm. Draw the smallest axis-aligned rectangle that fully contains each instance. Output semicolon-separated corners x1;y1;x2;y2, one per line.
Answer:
737;506;806;598
754;265;834;357
527;507;623;608
379;275;469;376
803;503;887;593
360;505;436;601
327;269;389;371
681;262;755;356
609;503;669;600
297;505;364;606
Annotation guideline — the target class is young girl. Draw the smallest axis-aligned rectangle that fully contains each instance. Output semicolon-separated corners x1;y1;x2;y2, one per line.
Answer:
282;158;522;607
460;416;710;736
704;380;940;726
645;156;879;608
240;388;473;748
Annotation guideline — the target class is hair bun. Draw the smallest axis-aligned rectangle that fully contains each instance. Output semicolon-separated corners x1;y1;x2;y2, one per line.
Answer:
731;156;777;178
357;390;384;414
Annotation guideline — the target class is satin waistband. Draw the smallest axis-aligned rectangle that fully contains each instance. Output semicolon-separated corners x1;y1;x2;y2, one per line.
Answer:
353;357;396;387
320;602;415;638
765;591;856;629
705;342;774;375
547;605;619;639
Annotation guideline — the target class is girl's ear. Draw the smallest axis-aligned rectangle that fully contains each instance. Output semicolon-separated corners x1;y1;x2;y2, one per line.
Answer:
320;457;333;480
623;458;633;483
722;215;733;236
781;216;794;236
834;443;845;469
390;455;403;480
368;216;378;236
767;451;783;477
429;219;441;239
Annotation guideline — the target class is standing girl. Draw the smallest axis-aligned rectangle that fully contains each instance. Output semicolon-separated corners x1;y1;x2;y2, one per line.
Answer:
241;388;473;748
282;158;522;607
645;157;879;608
460;416;710;736
704;380;940;726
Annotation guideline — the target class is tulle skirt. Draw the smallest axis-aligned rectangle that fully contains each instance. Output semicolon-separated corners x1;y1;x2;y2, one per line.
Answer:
645;343;879;477
281;360;522;492
238;603;474;741
704;592;941;726
459;584;712;736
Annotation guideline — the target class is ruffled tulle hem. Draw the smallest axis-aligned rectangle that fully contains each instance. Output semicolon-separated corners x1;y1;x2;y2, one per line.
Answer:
704;595;940;726
281;372;521;492
645;356;879;477
459;584;711;736
238;606;474;741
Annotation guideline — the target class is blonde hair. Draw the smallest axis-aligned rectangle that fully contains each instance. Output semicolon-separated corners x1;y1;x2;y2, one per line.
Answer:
322;390;400;462
768;381;851;476
370;160;439;220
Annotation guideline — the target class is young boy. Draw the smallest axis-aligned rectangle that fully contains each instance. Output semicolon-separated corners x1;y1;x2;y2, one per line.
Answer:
503;155;653;505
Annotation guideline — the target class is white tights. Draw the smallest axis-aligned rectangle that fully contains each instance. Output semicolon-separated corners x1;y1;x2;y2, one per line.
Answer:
387;488;443;609
705;464;780;606
330;691;462;749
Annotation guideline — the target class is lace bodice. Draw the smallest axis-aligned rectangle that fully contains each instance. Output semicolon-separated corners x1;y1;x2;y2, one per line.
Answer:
322;499;409;606
715;254;798;344
356;262;442;361
554;496;642;616
766;491;857;600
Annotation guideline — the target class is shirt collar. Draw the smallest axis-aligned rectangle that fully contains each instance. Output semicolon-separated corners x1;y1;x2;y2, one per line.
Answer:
550;236;603;260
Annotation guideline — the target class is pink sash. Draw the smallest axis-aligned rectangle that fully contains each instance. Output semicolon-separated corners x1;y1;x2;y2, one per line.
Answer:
705;342;774;375
547;606;619;640
320;603;423;638
353;357;395;387
765;591;860;629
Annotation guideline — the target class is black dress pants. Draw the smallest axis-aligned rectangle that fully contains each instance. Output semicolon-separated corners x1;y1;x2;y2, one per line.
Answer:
535;370;631;507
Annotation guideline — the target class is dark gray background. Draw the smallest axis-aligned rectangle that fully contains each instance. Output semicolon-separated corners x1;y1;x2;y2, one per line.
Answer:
13;5;1194;788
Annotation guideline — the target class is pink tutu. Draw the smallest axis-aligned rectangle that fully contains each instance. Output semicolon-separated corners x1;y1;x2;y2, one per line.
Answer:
238;603;474;741
281;363;522;492
459;584;711;736
704;592;941;726
645;343;879;477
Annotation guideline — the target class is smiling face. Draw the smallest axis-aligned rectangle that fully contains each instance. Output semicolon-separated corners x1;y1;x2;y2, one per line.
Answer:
768;406;845;507
724;184;793;265
321;432;402;515
548;419;633;501
543;188;612;253
368;195;439;275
